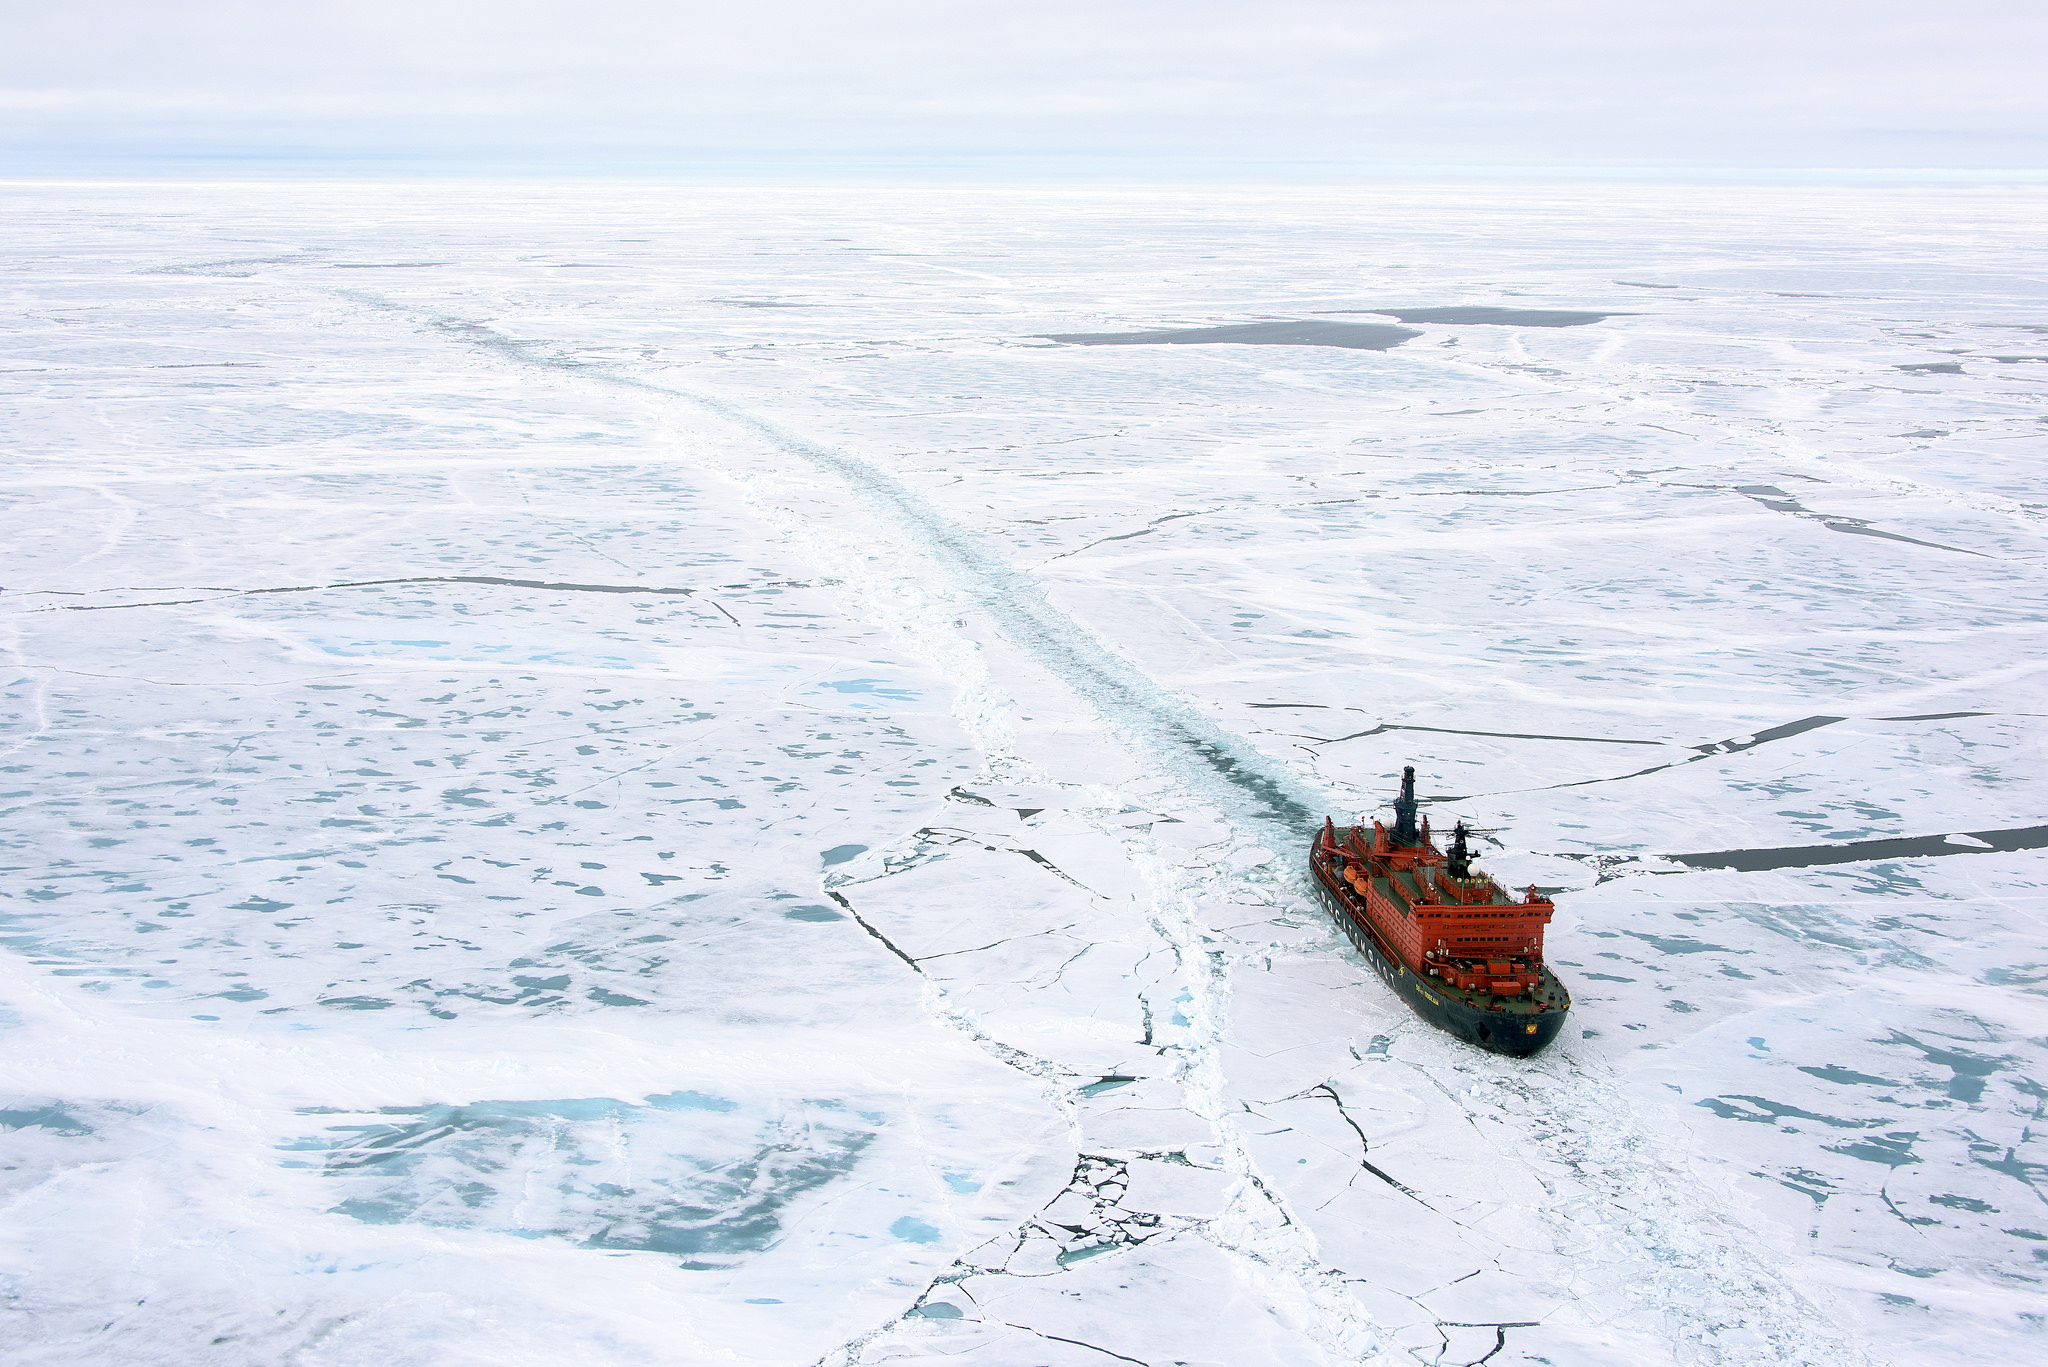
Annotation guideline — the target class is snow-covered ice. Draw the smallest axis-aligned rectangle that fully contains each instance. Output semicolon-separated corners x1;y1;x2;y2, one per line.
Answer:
2;180;2045;1365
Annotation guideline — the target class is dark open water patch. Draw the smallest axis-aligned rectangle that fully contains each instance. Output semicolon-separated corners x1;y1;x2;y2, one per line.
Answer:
1327;306;1624;327
1041;321;1418;351
1735;486;1988;557
1879;1031;2017;1104
1672;823;2048;873
1897;362;1964;375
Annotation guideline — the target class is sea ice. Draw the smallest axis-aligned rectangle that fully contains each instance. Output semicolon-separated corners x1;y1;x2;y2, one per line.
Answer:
3;180;2044;1366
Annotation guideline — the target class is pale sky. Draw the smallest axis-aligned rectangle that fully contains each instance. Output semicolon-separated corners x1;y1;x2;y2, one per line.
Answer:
5;0;2043;172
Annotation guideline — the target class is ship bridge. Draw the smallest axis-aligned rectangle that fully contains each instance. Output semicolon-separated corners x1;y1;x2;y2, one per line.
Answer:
1336;812;1556;998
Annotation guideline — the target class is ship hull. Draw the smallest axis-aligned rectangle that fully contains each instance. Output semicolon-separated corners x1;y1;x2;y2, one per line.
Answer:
1309;850;1569;1058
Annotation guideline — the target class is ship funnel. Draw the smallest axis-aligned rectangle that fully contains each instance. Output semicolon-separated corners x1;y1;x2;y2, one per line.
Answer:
1391;765;1420;845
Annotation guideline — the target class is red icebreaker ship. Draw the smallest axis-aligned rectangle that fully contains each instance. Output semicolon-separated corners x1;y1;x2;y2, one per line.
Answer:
1309;766;1570;1055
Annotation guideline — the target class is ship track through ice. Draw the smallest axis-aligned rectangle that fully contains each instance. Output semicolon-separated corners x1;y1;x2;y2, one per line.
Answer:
1311;766;1571;1056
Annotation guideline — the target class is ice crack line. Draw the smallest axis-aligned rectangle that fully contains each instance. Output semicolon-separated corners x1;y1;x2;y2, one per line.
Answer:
1730;484;1994;558
28;574;829;612
1299;720;1669;748
825;874;1082;1095
1041;505;1224;563
1434;1321;1540;1367
1001;1323;1149;1365
1289;1082;1437;1208
1425;714;1852;802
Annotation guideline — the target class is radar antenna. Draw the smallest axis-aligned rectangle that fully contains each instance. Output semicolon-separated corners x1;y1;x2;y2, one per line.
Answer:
1447;821;1473;879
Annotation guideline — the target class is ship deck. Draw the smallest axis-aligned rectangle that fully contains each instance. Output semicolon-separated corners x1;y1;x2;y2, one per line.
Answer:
1321;882;1563;1019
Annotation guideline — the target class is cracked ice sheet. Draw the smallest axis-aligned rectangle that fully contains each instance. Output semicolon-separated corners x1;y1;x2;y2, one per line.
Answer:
0;240;1068;1362
1215;849;2048;1365
4;181;2048;1367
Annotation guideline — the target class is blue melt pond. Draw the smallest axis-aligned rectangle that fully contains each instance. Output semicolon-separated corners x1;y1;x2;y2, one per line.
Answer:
811;678;921;709
890;1216;943;1244
644;1090;740;1113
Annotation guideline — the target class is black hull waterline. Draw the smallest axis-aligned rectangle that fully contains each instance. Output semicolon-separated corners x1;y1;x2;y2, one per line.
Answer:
1310;871;1569;1058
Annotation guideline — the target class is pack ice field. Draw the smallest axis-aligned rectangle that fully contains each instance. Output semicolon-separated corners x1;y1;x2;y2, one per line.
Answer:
2;181;2045;1367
